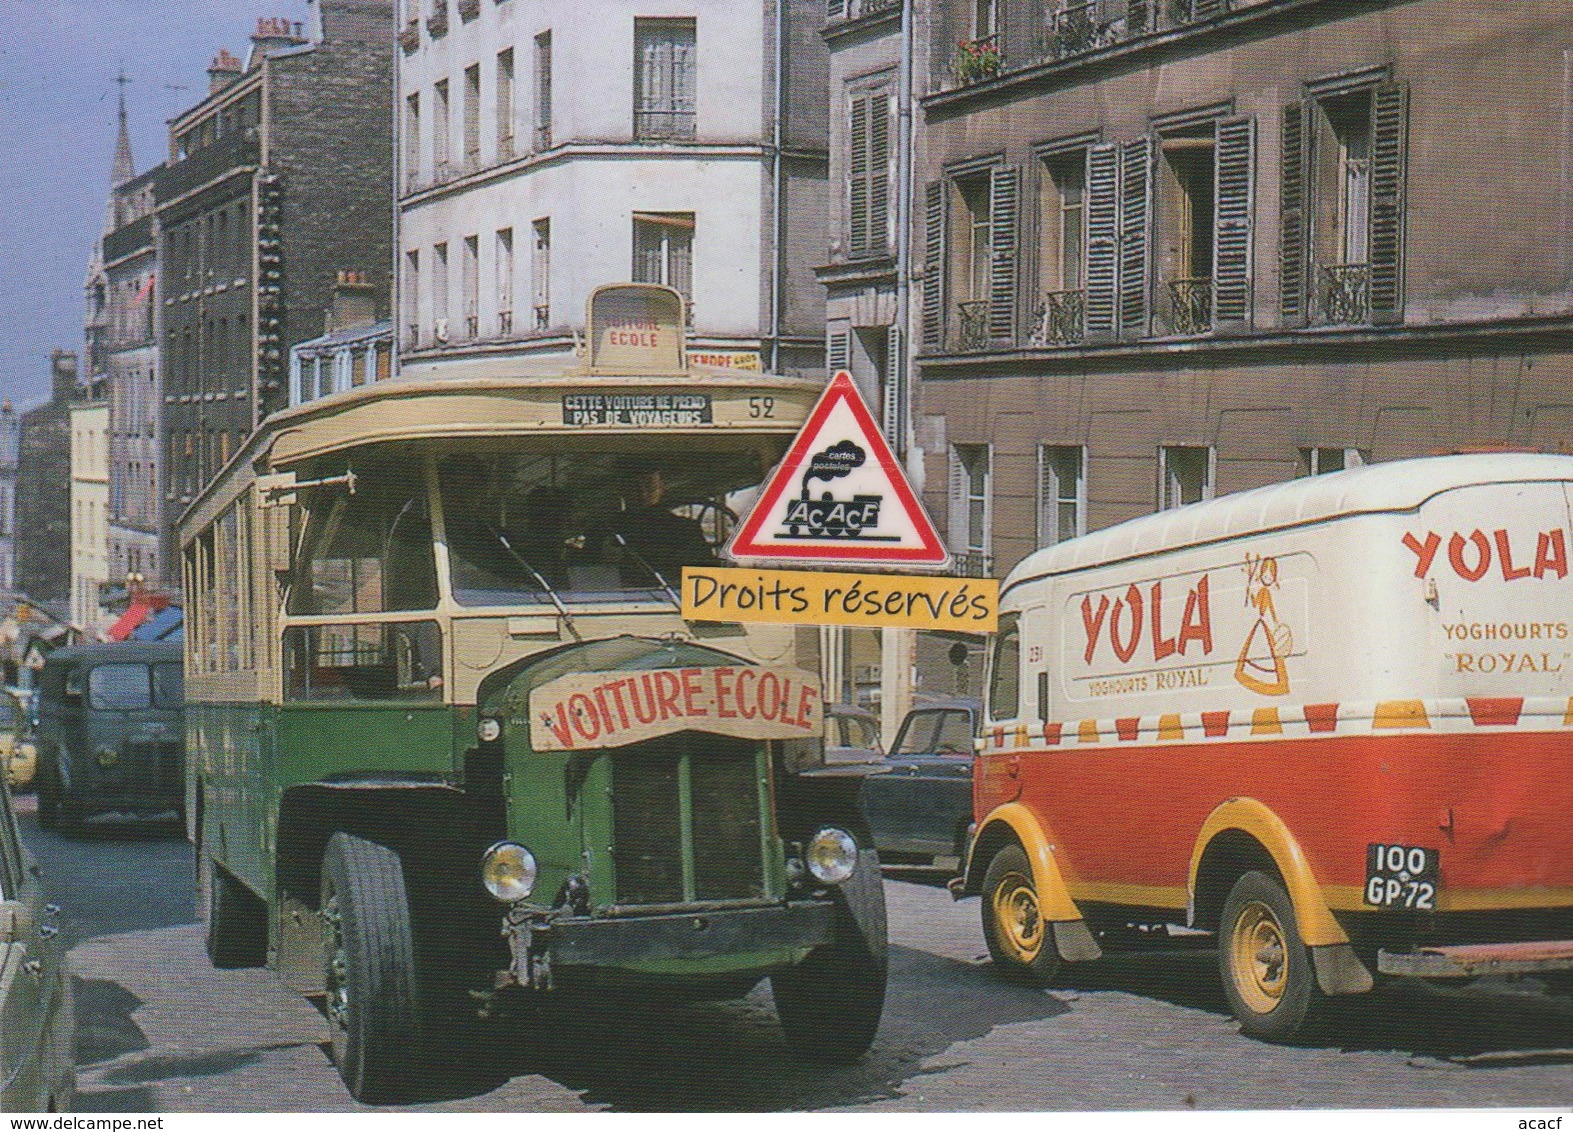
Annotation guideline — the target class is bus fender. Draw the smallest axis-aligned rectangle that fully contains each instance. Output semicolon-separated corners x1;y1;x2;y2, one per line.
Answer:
1188;798;1373;996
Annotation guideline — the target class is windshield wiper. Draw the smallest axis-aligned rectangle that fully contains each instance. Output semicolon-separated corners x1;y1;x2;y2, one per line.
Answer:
490;527;581;640
611;533;683;612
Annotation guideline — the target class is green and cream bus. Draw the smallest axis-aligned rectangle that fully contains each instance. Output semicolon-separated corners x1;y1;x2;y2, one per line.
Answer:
179;285;886;1103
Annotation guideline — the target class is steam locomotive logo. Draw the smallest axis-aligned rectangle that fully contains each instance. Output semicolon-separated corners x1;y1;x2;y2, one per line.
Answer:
778;441;898;541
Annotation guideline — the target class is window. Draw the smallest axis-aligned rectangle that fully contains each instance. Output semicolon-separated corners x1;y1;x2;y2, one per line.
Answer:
1298;447;1365;476
632;212;694;309
1036;444;1085;548
1159;445;1214;509
462;234;479;340
846;87;891;259
433;242;449;340
988;612;1020;721
89;663;151;710
495;227;514;336
948;443;992;571
403;249;420;347
534;32;553;149
496;48;515;160
462;64;481;169
288;457;437;616
531;218;551;330
1034;150;1087;344
1155;127;1215;335
634;18;696;140
433;79;451;175
930;165;1020;350
972;0;998;40
285;622;443;702
403;94;421;188
1282;81;1406;326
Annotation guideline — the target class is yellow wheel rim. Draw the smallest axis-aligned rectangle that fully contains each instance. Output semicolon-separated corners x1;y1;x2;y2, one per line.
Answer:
1230;899;1288;1015
992;871;1044;963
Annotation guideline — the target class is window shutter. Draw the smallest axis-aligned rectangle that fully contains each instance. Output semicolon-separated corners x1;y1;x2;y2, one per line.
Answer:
922;180;949;350
882;324;903;443
947;446;968;552
848;96;870;257
1212;114;1255;330
1118;136;1152;339
1278;102;1309;327
870;93;891;256
1369;81;1408;324
988;164;1021;341
826;329;851;373
1084;144;1120;340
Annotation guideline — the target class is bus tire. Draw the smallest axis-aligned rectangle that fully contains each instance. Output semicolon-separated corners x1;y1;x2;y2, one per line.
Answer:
772;845;887;1062
320;833;422;1104
204;854;267;969
981;843;1062;984
1218;869;1325;1043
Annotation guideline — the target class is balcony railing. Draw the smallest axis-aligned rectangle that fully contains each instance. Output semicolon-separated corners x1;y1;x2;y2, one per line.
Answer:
1047;2;1099;57
1166;277;1213;336
957;301;990;351
635;108;697;141
405;323;420;351
952;551;994;578
535;123;553;150
1319;263;1370;326
498;309;513;337
1030;289;1085;345
533;304;550;331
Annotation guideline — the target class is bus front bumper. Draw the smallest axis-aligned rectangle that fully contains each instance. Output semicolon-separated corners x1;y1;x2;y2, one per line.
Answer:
504;900;838;990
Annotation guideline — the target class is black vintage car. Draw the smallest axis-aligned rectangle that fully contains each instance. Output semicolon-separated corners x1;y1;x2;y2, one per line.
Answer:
860;699;979;869
33;641;185;832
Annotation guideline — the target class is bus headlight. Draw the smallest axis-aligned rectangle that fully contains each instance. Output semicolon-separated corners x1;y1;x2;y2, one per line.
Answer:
804;827;859;885
481;841;537;902
477;717;503;743
94;745;119;768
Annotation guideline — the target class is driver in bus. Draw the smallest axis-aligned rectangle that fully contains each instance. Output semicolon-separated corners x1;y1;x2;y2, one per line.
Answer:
608;461;715;586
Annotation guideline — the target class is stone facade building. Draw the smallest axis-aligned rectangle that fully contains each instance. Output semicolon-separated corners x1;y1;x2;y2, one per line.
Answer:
15;352;80;610
157;0;393;563
0;401;18;600
395;0;829;383
910;0;1573;587
69;387;111;634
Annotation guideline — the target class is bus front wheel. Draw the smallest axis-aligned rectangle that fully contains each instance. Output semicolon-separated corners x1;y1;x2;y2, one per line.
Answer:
320;833;421;1104
1218;869;1325;1042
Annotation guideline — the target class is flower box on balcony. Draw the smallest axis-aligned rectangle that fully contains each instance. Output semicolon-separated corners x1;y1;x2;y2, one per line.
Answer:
955;36;1002;83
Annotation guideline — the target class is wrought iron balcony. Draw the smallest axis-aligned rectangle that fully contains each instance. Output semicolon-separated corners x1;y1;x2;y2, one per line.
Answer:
497;309;513;337
1166;277;1213;336
1319;263;1370;326
951;551;994;578
1047;2;1098;58
1030;289;1085;345
957;301;989;351
533;304;550;332
535;123;553;150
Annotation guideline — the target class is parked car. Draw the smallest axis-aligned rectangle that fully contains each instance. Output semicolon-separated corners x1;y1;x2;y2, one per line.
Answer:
0;775;74;1110
0;690;37;792
861;699;980;868
825;702;882;765
33;641;185;832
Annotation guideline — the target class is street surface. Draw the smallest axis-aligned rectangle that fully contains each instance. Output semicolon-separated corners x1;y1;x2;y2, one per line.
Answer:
14;796;1573;1113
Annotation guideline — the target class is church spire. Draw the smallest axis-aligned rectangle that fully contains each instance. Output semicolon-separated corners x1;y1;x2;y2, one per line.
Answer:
110;67;134;187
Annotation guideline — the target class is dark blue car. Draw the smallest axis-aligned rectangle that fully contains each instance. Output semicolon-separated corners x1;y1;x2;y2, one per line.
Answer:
860;699;979;869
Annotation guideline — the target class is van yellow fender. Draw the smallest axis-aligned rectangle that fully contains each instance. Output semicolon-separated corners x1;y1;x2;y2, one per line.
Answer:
970;802;1082;923
1189;797;1347;947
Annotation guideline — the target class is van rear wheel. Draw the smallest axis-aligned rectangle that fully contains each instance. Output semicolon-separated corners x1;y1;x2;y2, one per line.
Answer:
1218;869;1324;1042
320;833;422;1104
981;843;1062;984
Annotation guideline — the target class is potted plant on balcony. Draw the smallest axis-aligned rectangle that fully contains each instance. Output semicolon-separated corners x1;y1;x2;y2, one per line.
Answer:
954;38;1002;83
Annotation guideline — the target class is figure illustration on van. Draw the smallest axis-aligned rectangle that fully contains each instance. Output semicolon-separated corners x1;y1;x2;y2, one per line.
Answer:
1235;553;1292;696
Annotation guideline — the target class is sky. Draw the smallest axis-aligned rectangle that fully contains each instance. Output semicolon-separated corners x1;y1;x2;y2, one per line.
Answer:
0;0;308;411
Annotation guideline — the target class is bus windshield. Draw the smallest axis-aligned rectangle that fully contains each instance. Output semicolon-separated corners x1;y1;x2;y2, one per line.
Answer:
437;447;766;607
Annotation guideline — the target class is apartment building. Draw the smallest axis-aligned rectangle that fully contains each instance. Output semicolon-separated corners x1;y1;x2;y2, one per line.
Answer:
911;0;1573;585
396;0;829;379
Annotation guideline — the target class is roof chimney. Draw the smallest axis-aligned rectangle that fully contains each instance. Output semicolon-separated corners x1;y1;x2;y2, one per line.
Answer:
208;49;244;93
325;271;379;334
247;16;307;69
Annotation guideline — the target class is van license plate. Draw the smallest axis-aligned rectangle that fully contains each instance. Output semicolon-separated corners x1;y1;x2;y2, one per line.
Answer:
1364;844;1438;910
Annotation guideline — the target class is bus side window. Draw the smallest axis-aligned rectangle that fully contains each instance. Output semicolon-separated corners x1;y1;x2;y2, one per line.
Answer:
988;612;1021;722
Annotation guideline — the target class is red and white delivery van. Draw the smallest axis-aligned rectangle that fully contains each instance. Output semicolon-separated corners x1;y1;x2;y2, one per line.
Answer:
959;453;1573;1040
